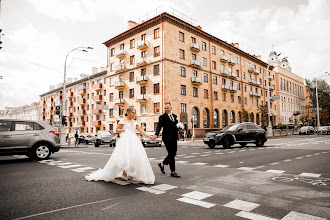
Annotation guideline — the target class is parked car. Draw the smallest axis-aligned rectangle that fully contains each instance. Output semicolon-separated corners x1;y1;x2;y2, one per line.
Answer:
203;122;267;149
317;126;330;135
78;134;94;144
299;126;315;135
0;119;60;160
95;131;116;147
141;131;162;147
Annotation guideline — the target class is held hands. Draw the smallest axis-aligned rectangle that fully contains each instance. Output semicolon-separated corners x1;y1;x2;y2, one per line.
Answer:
150;135;157;141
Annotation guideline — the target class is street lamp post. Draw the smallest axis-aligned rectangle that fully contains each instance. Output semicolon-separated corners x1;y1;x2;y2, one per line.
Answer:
60;47;93;146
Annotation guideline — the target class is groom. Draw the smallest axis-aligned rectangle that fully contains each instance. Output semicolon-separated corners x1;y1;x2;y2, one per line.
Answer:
153;102;180;178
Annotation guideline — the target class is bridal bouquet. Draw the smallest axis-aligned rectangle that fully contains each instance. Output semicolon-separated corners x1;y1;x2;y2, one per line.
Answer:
176;122;184;130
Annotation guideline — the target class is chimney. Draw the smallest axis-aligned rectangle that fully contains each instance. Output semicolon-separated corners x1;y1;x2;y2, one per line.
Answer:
196;25;202;30
128;20;138;30
92;67;98;74
234;43;239;48
256;55;262;60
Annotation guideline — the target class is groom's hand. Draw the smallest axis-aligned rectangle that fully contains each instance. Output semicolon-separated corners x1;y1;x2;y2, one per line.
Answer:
151;135;157;141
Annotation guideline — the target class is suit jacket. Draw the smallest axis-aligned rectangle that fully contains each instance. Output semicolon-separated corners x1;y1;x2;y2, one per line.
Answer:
155;113;179;143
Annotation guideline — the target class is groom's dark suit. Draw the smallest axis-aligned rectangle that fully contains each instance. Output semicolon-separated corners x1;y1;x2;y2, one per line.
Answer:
155;113;179;172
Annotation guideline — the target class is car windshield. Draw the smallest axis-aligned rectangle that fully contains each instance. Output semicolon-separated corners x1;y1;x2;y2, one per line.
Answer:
98;131;112;136
300;127;308;130
319;127;328;130
222;124;240;131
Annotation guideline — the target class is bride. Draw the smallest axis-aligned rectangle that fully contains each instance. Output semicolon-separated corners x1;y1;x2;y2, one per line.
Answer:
85;107;155;184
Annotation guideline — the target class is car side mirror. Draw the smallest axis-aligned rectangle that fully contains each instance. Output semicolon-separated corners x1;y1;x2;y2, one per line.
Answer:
237;128;243;132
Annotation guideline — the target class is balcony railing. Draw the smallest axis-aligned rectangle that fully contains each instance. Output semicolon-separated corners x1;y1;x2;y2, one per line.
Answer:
136;57;148;67
115;64;126;73
228;59;235;65
222;85;229;91
269;85;275;90
256;92;261;98
68;102;73;108
77;121;85;126
190;60;201;69
256;81;261;87
114;98;124;104
191;76;202;85
190;43;200;52
137;94;147;102
248;67;254;73
254;69;260;75
93;95;102;103
136;75;148;84
92;109;102;114
221;70;229;77
137;40;149;50
249;79;256;85
220;55;228;62
229;86;237;92
67;92;73;97
92;120;102;126
116;50;125;58
78;98;86;105
78;88;86;95
268;75;274;81
93;83;102;90
228;72;236;79
115;81;125;89
250;92;257;97
78;110;86;115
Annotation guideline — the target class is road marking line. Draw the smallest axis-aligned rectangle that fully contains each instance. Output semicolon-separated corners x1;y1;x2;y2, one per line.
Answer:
214;164;229;168
177;197;216;208
228;151;236;153
216;153;224;155
177;154;186;156
38;159;55;163
305;155;313;157
191;153;200;154
58;164;82;169
177;161;189;163
102;202;121;211
184;156;196;158
313;153;320;156
111;179;131;185
136;186;165;195
46;161;64;165
283;159;292;162
299;173;321;178
281;211;327;220
192;162;208;165
238;167;256;171
150;184;178;191
201;154;210;156
236;211;279;220
148;158;158;160
71;167;95;173
223;199;260;212
295;157;304;159
266;170;285;174
270;162;280;165
255;166;266;169
239;150;246;152
181;191;213;200
249;149;256;151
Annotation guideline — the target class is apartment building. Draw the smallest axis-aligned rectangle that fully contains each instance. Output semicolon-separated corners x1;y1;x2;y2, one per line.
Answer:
0;103;39;120
104;12;277;136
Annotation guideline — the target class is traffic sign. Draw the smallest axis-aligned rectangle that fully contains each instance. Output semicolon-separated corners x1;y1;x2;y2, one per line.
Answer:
270;95;280;101
121;106;125;111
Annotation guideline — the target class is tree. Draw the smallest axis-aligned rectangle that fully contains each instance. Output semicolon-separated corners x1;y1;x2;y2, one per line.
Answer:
242;108;249;122
258;104;268;126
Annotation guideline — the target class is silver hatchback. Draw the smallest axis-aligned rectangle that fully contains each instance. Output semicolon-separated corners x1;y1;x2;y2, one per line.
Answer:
0;119;60;160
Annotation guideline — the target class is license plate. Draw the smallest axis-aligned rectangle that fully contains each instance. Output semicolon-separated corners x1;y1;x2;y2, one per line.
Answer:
150;141;156;143
204;138;209;141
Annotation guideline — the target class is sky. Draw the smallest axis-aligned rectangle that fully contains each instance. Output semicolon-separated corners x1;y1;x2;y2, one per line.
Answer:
0;0;330;110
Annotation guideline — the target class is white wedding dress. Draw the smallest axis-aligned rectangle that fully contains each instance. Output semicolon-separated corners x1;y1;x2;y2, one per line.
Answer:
85;120;155;184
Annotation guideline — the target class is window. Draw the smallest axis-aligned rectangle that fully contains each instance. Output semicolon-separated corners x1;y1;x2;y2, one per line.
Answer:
141;123;146;131
231;95;234;102
119;91;123;99
244;84;247;92
141;51;147;58
203;73;208;82
130;39;135;49
242;59;245;67
109;78;114;86
109;109;114;117
154;64;160;75
154;46;160;57
129;72;134;82
181;85;186;95
110;48;115;56
130;55;135;65
237;82;241;90
191;37;196;43
129;89;134;98
109;124;113;131
204;89;209;99
179;32;184;42
213;76;218;84
211;46;216;55
154;28;160;38
140;104;146;114
181;103;187;113
238;96;241;103
120;43;124;50
250;99;253;106
191;53;196;60
119;108;123;116
179;49;185;59
154;83;160;94
193;87;198;97
214;91;218;100
180;66;186;77
109;93;114;101
141;34;146;41
212;61;216;70
222;78;226;85
203;57;207;66
154;102;160;113
223;93;226;101
140;86;146;94
236;57;239;64
243;72;246;79
110;63;114;71
193;70;198;77
14;122;34;131
236;70;239;77
202;41;206;51
244;97;247;104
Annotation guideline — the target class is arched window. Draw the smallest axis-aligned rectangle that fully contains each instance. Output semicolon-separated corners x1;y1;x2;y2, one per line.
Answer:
203;108;210;128
230;111;236;124
222;110;228;127
192;107;199;128
213;109;219;128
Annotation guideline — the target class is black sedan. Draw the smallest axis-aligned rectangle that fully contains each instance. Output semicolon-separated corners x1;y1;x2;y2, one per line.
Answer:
203;122;267;149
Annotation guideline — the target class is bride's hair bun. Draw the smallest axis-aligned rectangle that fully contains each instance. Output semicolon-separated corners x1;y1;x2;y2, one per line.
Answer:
125;107;136;117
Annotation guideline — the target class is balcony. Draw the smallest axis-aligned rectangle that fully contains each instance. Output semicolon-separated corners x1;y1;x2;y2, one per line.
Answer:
293;111;301;116
42;116;46;120
190;60;201;69
221;70;229;77
137;40;149;50
68;112;73;117
42;108;46;112
93;83;103;90
254;69;260;75
228;72;236;79
68;102;73;108
116;50;126;58
78;110;86;115
248;67;254;73
269;85;275;91
92;120;102;126
228;59;235;66
268;75;274;81
255;81;261;87
136;75;148;84
115;64;127;73
249;79;256;85
93;95;102;103
136;57;148;67
78;98;86;105
68;122;73;127
67;92;73;98
92;109;102;114
220;55;228;63
78;88;86;95
229;86;237;92
51;98;54;102
256;93;261;98
115;81;125;89
250;92;256;97
222;85;229;91
77;121;85;126
191;76;202;85
137;94;147;102
114;98;124;104
190;43;200;52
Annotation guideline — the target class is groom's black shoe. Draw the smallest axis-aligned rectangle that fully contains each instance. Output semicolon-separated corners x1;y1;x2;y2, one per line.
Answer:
170;172;180;178
158;163;165;174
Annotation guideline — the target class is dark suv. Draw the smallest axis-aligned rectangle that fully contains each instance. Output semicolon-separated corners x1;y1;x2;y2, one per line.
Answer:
0;119;60;160
95;131;116;147
203;122;267;149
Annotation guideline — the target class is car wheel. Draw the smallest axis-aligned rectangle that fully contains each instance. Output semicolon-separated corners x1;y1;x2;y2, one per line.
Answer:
240;143;247;147
158;144;162;147
256;136;265;147
31;143;51;160
208;141;216;149
95;143;99;147
223;137;232;149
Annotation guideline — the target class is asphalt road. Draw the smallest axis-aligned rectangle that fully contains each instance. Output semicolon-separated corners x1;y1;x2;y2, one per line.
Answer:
0;135;329;220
